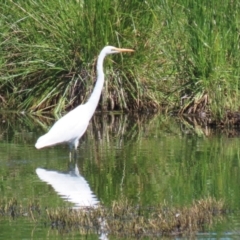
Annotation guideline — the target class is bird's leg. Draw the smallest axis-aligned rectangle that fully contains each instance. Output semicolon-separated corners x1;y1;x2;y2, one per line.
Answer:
73;149;78;162
72;139;79;162
68;144;75;162
68;148;78;162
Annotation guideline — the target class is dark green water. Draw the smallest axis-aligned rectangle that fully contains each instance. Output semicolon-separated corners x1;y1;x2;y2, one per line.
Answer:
1;113;240;239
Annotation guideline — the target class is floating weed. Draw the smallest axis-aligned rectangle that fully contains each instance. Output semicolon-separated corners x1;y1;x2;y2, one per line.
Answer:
0;198;41;220
0;197;226;237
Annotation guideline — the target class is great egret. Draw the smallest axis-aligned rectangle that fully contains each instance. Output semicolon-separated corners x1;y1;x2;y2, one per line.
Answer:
35;46;134;150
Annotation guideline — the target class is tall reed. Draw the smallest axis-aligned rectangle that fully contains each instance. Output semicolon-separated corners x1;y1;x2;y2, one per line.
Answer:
156;0;240;117
1;0;240;118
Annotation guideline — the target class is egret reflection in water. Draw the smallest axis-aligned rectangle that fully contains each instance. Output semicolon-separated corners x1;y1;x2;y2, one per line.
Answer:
36;163;107;239
36;164;98;208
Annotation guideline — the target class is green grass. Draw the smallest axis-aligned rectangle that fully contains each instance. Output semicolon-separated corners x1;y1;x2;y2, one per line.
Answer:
1;0;240;119
0;0;153;113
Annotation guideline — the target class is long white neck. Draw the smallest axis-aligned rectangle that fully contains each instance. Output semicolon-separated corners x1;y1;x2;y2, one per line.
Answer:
86;51;106;118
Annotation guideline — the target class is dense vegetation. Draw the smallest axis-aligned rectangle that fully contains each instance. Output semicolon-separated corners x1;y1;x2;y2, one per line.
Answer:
1;0;240;119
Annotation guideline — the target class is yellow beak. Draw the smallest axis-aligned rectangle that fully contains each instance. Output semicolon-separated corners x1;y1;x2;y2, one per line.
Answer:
113;47;135;53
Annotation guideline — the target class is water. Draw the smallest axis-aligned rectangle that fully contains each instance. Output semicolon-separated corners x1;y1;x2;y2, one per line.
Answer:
1;113;240;239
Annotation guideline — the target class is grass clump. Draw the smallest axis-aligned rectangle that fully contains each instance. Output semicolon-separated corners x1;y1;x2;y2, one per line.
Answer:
0;198;41;221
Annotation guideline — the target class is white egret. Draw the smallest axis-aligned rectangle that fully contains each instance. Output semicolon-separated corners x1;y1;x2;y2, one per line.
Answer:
35;46;134;150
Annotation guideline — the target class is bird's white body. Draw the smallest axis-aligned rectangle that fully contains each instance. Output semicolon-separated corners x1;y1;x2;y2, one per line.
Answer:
35;104;90;149
35;46;134;150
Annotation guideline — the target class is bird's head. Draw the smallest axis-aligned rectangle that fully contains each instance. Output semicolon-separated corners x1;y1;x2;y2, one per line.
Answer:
102;46;134;55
